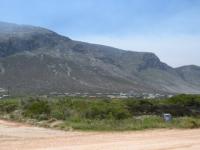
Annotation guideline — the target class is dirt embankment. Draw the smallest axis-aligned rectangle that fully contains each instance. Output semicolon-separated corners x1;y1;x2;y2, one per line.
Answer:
0;119;200;150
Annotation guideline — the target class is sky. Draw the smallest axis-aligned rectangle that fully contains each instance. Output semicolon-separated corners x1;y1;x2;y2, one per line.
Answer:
1;0;200;67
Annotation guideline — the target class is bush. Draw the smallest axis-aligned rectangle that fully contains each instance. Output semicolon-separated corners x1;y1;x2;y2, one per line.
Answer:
22;98;50;119
85;100;130;120
1;94;200;131
126;100;156;115
168;94;200;107
50;99;74;120
0;100;19;113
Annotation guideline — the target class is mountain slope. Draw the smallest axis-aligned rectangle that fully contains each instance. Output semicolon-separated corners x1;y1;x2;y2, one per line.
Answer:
176;65;200;87
0;22;199;95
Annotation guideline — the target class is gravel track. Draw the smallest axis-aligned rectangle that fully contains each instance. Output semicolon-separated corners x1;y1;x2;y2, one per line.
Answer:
0;119;200;150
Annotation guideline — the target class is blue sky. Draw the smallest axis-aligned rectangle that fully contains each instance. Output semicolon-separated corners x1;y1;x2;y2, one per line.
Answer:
1;0;200;67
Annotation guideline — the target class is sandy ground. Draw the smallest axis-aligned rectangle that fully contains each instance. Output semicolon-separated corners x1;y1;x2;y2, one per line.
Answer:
0;120;200;150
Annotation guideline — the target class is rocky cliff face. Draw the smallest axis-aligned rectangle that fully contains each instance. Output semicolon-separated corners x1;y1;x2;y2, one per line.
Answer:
0;22;199;95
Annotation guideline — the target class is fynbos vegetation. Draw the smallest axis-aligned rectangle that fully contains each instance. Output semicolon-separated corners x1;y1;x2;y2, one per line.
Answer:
0;94;200;131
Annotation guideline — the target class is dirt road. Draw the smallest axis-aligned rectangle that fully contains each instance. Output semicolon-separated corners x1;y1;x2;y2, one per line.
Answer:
0;119;200;150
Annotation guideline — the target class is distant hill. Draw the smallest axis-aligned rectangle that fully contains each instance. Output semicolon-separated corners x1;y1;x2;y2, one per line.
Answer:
0;22;199;95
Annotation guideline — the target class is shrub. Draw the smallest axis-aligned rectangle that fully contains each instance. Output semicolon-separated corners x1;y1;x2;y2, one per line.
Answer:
0;100;19;113
85;100;130;120
126;100;156;115
23;98;50;119
168;94;200;107
50;100;74;120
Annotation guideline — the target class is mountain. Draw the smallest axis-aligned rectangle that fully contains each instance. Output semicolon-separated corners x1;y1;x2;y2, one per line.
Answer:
0;22;199;95
176;65;200;88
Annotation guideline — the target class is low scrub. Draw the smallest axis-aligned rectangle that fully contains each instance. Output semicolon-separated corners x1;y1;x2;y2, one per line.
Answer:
0;94;200;130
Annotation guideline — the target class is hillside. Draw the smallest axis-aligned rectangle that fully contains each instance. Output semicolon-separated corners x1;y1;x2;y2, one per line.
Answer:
0;22;199;95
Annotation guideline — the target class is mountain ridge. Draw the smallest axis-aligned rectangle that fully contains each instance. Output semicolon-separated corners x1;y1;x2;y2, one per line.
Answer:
0;21;199;95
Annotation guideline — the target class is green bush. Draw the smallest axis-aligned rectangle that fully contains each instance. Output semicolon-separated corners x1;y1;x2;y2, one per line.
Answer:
85;100;130;120
22;98;50;119
1;94;200;130
50;99;74;120
0;99;19;113
126;100;156;115
168;94;200;107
